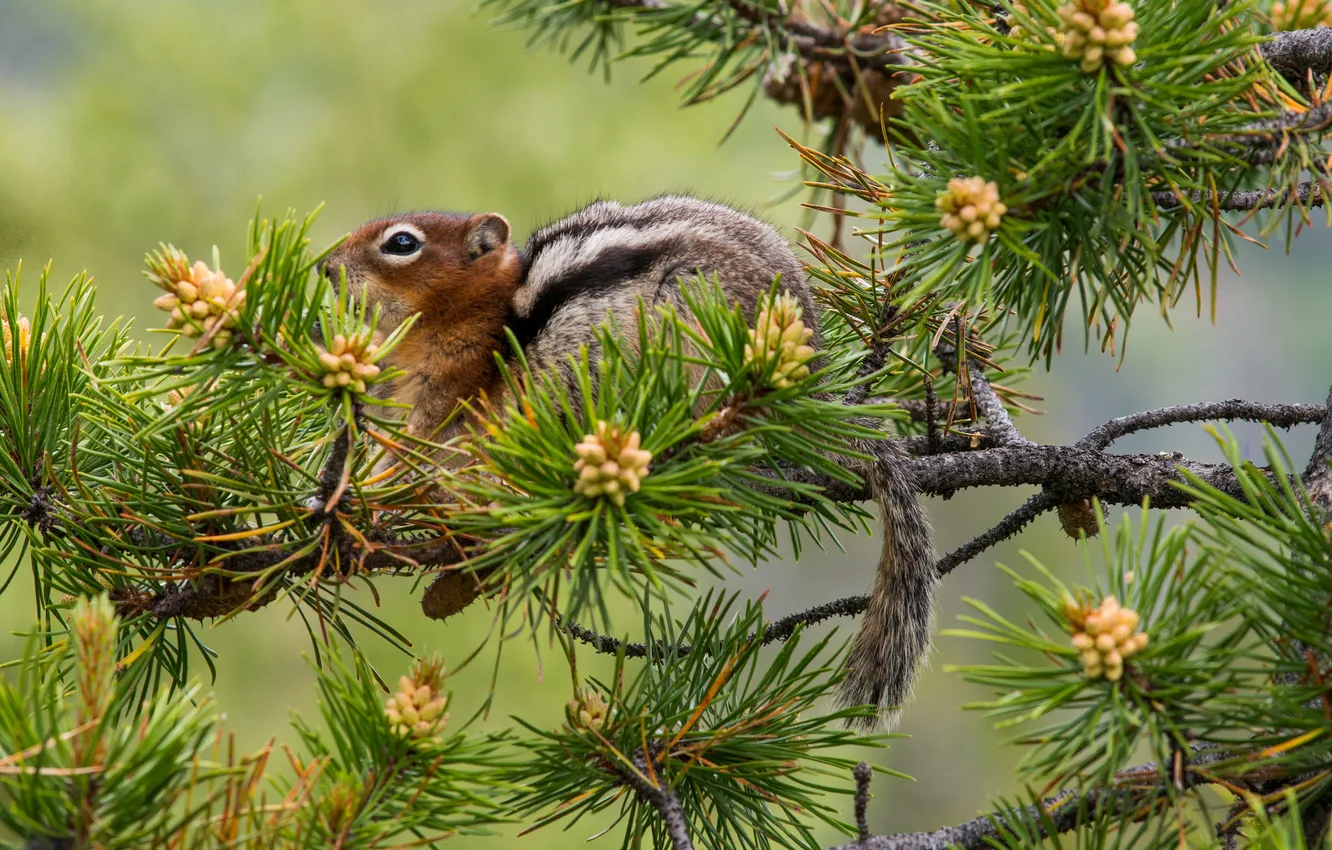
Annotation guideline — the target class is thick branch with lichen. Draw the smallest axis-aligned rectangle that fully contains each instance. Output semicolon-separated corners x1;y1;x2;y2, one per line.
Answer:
108;394;1324;625
823;746;1235;850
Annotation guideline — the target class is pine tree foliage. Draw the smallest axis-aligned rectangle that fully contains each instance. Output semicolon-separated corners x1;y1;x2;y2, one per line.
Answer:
4;0;1332;847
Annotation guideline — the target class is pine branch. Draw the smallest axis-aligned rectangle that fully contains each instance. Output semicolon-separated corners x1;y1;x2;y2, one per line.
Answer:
908;445;1286;507
1261;28;1332;82
1078;400;1326;450
1152;180;1327;212
824;788;1084;850
1303;382;1332;512
1218;101;1332;164
853;761;873;843
622;749;693;850
935;492;1059;576
561;490;1056;658
824;746;1231;850
968;368;1027;446
119;395;1323;624
136;532;465;621
605;0;911;75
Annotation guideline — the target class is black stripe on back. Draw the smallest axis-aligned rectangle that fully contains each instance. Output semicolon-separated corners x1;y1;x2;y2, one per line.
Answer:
507;242;670;350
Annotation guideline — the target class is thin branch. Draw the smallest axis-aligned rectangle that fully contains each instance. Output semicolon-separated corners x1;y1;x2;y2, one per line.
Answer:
312;422;354;513
139;532;465;621
622;750;693;850
1219;101;1332;163
844;343;891;407
1304;383;1332;514
605;0;911;75
968;368;1027;446
1260;28;1332;82
826;746;1231;850
1078;400;1325;450
923;377;942;455
907;445;1292;508
825;789;1083;850
758;594;872;645
791;441;1301;508
1152;180;1326;212
853;762;873;843
935;492;1059;576
562;488;1061;658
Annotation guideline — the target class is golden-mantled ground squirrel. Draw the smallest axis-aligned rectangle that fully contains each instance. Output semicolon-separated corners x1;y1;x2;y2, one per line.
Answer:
322;194;935;728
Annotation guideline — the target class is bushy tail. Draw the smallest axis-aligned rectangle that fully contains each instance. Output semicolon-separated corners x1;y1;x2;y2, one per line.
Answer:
837;439;936;730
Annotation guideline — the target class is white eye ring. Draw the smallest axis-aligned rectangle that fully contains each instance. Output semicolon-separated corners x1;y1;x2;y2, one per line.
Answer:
378;223;426;266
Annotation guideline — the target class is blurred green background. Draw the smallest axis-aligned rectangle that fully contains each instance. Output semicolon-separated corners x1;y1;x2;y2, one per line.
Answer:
2;0;1331;844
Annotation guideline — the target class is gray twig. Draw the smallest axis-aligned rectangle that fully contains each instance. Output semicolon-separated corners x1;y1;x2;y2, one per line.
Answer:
622;750;693;850
1078;400;1325;450
825;746;1229;850
853;762;874;843
562;488;1061;658
1152;180;1326;212
968;368;1027;446
1303;383;1332;512
935;492;1059;576
1261;28;1332;82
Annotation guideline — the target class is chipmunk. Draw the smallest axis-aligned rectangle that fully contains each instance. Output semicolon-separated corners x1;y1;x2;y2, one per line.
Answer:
321;194;936;728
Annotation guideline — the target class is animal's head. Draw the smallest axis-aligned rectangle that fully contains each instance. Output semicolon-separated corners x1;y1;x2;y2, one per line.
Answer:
320;211;520;334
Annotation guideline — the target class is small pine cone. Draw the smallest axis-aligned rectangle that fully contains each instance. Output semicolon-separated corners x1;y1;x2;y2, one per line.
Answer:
421;569;487;621
566;687;611;731
1056;0;1138;74
762;55;845;122
1057;498;1109;539
1271;0;1332;29
2;316;30;363
1068;595;1149;682
572;421;653;507
385;661;450;740
936;176;1008;244
317;331;381;394
745;292;817;389
849;68;908;139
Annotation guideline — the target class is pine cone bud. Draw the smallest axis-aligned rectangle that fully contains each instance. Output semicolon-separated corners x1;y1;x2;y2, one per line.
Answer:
145;247;245;349
2;316;30;363
1057;498;1109;539
1005;2;1064;44
318;776;362;836
566;687;611;732
936;176;1008;244
572;421;652;507
1056;0;1138;73
745;292;817;389
384;659;450;740
762;55;845;122
1271;0;1332;28
71;595;117;765
316;331;381;394
1068;595;1148;682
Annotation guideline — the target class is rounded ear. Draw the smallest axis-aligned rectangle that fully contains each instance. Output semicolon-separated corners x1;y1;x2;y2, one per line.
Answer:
465;213;511;261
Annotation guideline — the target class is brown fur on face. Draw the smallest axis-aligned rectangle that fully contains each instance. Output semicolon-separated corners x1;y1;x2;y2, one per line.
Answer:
320;211;522;447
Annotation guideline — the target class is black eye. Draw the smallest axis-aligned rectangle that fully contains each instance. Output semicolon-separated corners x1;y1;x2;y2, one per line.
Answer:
381;231;422;255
